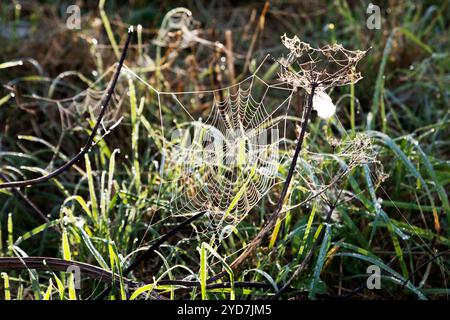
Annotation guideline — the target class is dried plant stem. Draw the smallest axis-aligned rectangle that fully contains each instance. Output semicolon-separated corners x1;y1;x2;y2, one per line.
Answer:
243;1;270;73
0;28;134;190
0;257;135;287
208;85;317;284
232;85;317;269
0;173;49;224
271;189;343;299
0;256;165;300
123;212;206;276
157;279;271;290
224;30;235;84
0;256;271;300
96;211;206;300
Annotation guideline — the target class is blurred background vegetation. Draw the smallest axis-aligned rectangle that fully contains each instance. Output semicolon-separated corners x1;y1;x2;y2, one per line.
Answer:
0;0;449;300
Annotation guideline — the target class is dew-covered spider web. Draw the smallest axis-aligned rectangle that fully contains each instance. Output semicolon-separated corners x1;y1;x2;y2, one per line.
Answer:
14;36;378;249
278;34;368;91
0;65;126;179
16;34;371;246
122;57;297;240
21;64;124;132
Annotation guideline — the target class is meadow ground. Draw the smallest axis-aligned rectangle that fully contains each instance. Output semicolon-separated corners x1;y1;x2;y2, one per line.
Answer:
0;0;449;300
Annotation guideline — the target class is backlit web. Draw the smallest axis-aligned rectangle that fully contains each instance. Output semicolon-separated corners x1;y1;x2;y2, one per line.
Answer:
21;64;124;131
123;58;296;238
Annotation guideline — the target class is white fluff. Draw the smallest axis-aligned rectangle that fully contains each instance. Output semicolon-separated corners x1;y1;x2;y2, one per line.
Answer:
312;91;336;119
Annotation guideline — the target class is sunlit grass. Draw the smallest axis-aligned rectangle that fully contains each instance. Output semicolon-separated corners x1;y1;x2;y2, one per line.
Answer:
0;0;449;300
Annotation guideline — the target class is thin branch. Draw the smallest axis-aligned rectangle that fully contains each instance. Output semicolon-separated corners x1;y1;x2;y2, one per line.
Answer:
0;256;166;300
209;84;317;285
271;191;342;300
0;257;273;298
0;256;134;287
0;27;134;190
157;279;272;290
0;172;51;225
96;211;206;299
395;248;450;298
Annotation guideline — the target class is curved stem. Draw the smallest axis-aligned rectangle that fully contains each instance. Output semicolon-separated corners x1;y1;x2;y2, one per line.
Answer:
0;173;51;225
157;279;272;290
209;85;317;284
0;27;134;190
123;211;206;276
96;211;206;300
0;257;135;287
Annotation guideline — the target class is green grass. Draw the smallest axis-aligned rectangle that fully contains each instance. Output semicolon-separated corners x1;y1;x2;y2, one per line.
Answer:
0;0;449;300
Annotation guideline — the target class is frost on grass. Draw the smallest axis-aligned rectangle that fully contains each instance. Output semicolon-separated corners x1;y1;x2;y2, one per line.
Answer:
153;8;199;48
128;33;373;241
153;66;295;240
274;34;377;221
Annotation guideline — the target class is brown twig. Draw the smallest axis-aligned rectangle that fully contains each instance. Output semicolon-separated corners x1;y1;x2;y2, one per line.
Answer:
0;256;133;287
0;173;50;225
0;256;166;300
271;188;344;299
157;279;272;290
234;85;317;271
96;211;206;299
0;27;134;190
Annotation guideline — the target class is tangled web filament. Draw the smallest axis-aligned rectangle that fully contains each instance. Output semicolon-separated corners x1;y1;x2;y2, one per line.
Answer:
149;70;295;236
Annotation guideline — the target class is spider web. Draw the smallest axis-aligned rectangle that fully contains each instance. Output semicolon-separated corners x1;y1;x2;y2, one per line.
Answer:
279;34;368;91
123;57;297;239
0;65;126;180
20;64;124;132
